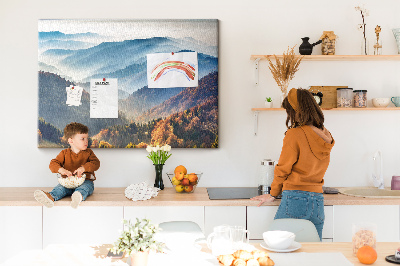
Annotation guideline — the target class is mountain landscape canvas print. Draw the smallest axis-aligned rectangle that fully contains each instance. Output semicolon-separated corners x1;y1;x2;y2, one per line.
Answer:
38;19;218;148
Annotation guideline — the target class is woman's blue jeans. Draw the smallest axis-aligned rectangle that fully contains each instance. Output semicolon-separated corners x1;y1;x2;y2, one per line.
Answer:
50;180;94;201
274;190;324;240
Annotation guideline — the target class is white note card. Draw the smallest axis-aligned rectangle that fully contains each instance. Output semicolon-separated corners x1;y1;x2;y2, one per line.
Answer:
90;79;118;118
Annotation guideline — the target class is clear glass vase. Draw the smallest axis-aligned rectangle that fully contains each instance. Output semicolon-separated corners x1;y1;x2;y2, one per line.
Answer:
361;37;369;55
154;164;164;190
280;88;288;107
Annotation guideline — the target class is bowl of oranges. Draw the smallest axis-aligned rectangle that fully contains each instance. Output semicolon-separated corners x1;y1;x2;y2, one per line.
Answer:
166;165;202;193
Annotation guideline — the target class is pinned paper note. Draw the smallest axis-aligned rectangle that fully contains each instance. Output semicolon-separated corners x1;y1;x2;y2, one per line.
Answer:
66;85;83;107
147;52;198;88
90;78;118;118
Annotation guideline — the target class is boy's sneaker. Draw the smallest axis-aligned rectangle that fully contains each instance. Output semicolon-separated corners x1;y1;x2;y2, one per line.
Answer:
34;190;54;208
71;191;83;209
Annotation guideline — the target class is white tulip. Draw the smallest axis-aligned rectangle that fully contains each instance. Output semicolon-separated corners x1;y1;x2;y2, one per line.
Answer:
146;145;153;152
165;144;171;152
152;146;158;152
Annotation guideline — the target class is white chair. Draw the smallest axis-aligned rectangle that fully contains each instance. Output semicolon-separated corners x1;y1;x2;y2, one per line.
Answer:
267;218;321;242
156;221;206;250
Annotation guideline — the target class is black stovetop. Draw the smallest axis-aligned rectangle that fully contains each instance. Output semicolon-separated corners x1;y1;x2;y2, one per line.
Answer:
207;187;259;200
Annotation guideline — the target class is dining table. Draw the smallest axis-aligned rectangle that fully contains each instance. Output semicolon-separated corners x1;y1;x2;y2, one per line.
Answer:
2;242;399;266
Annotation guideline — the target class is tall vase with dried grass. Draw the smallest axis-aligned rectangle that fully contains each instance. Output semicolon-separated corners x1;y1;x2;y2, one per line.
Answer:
267;46;303;105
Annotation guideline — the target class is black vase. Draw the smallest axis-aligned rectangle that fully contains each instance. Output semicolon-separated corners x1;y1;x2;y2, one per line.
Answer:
154;164;164;190
299;37;322;55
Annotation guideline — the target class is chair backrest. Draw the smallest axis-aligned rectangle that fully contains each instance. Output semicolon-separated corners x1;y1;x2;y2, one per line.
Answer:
158;221;203;233
267;218;320;242
158;221;205;240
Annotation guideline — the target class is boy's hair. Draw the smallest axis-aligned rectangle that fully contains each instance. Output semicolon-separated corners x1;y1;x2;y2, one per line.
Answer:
64;122;88;140
282;88;324;129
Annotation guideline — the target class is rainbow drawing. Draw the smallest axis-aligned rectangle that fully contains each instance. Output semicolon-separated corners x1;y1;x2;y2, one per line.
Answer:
147;52;198;88
150;61;196;81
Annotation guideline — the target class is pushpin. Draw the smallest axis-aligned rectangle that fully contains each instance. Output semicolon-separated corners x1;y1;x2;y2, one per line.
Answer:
72;86;74;90
171;52;174;55
103;78;106;81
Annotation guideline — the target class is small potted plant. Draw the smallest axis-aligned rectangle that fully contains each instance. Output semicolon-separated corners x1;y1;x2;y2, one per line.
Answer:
265;97;273;108
110;218;164;266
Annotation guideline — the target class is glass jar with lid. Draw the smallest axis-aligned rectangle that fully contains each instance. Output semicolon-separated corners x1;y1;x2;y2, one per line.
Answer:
337;88;353;108
354;90;367;108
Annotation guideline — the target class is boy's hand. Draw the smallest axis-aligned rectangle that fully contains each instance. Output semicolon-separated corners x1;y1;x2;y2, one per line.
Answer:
58;168;72;177
73;166;85;178
250;194;275;207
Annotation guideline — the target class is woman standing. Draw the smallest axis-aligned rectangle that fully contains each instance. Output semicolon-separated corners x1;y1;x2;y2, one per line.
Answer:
251;88;335;240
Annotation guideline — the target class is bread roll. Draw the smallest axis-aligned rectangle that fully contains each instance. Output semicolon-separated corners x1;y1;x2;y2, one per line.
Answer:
246;258;260;266
251;250;269;260
233;258;247;266
217;254;235;266
257;256;275;266
232;250;253;261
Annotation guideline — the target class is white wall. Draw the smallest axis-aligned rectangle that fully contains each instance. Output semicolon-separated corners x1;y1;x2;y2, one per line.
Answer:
1;0;399;188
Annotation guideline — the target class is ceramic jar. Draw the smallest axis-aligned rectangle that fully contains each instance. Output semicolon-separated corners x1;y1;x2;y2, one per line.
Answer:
391;176;400;190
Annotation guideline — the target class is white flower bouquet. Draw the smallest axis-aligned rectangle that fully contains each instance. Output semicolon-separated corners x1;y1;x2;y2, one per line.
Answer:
146;144;172;165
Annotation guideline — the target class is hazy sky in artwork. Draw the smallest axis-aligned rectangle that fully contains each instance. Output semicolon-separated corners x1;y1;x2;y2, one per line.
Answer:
39;19;218;47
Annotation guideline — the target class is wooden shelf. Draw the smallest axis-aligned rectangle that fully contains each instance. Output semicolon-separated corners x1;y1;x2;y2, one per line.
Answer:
250;55;400;61
252;107;400;111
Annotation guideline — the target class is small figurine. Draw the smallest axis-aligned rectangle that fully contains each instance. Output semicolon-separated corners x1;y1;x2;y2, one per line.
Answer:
374;25;382;55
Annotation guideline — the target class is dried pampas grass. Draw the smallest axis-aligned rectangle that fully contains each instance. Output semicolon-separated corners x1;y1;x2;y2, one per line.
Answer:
267;46;303;95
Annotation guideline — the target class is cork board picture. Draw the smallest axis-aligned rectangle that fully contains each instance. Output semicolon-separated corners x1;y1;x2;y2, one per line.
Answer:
38;19;219;148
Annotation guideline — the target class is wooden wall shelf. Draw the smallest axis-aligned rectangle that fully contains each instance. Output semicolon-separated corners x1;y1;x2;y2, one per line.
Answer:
250;55;400;61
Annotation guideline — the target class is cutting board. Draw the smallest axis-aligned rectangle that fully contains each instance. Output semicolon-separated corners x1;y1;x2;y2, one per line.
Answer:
309;86;348;108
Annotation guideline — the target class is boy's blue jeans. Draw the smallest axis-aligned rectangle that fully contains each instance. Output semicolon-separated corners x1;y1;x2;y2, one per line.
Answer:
50;180;94;201
274;190;324;240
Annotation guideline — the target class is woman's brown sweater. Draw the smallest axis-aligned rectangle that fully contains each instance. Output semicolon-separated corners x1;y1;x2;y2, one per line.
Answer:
270;125;335;197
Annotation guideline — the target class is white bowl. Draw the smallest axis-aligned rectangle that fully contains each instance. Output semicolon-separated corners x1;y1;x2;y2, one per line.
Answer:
263;230;295;250
372;98;390;107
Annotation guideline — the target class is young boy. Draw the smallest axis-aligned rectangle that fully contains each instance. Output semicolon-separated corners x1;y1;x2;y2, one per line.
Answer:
34;122;100;209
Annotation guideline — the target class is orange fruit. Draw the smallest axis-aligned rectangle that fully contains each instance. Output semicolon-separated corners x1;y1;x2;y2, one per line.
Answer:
357;246;377;264
174;165;187;175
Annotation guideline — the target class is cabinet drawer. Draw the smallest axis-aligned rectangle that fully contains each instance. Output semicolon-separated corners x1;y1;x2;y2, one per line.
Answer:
0;206;42;264
204;206;246;236
333;205;399;242
43;206;123;247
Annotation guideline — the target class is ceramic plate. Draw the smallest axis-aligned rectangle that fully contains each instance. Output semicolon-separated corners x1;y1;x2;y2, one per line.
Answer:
386;255;400;264
260;241;301;253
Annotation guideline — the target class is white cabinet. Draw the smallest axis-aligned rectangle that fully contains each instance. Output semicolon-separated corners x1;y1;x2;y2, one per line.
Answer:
247;206;279;240
247;206;333;240
124;206;205;232
333;205;400;242
0;206;42;264
204;206;246;236
43;206;123;247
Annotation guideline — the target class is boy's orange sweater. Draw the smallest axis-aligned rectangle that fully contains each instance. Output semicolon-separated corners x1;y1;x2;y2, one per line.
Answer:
49;148;100;180
270;125;335;197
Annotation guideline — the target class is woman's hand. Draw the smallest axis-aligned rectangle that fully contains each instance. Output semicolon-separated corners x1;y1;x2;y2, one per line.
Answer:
250;194;275;207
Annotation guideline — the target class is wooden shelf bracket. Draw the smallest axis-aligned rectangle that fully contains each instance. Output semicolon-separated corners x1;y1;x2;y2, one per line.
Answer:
254;57;261;86
253;111;259;136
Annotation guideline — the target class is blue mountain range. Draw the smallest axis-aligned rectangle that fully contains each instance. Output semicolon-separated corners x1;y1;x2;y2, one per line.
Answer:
38;34;218;96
